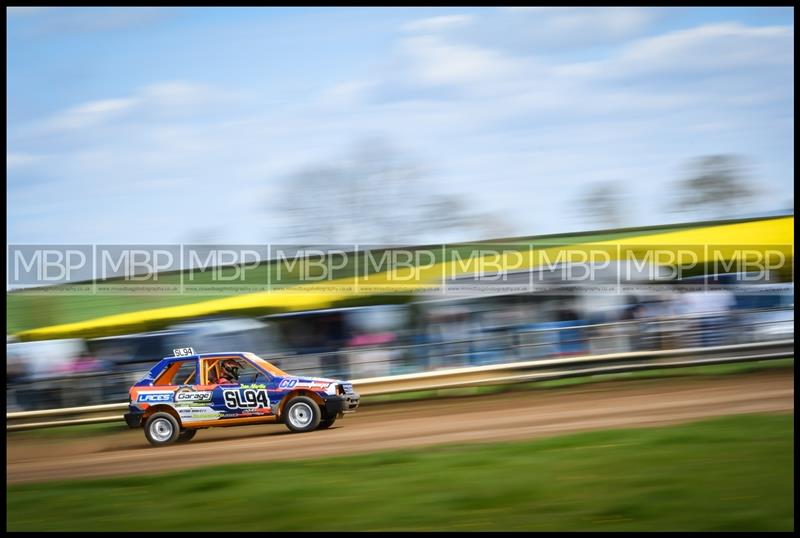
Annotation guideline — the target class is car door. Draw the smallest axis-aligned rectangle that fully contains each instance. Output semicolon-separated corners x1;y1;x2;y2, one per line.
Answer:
149;358;215;425
203;357;274;421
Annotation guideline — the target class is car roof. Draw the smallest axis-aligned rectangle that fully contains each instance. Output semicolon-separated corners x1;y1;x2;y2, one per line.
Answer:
160;352;250;362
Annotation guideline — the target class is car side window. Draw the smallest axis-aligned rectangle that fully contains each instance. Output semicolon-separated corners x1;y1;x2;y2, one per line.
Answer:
204;359;229;384
155;360;197;386
200;358;269;385
236;362;266;385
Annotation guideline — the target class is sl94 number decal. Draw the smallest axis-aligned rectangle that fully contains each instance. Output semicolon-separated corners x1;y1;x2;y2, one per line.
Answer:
223;389;270;409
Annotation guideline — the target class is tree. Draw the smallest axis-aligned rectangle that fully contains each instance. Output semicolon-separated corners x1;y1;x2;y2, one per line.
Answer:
670;155;757;219
271;138;513;245
575;181;626;229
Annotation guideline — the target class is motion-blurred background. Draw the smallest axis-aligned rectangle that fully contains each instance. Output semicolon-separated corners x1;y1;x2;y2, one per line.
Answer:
5;8;795;532
6;7;793;409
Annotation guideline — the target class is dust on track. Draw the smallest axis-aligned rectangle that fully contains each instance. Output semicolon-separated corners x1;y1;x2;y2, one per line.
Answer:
6;369;793;484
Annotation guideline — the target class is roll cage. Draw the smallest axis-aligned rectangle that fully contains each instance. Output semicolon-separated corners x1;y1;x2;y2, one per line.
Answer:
144;352;282;386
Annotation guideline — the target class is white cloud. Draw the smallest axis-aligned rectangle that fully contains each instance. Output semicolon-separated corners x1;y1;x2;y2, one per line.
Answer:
42;97;138;131
558;23;794;79
398;35;524;87
7;151;43;168
541;8;653;39
33;81;230;134
623;23;792;71
140;81;227;108
688;121;738;133
402;14;473;33
318;80;377;107
453;8;655;52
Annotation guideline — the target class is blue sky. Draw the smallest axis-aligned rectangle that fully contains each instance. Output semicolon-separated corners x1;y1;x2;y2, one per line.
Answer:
7;7;795;244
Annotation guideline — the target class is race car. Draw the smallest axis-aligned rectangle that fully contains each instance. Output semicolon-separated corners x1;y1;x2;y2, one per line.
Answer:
124;348;360;446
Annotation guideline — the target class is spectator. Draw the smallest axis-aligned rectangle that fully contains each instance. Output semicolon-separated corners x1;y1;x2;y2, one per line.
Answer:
7;351;29;385
70;352;103;374
681;284;736;346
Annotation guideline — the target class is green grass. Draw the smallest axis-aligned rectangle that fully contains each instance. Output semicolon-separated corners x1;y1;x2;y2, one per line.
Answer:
8;421;131;439
528;357;795;389
7;413;794;531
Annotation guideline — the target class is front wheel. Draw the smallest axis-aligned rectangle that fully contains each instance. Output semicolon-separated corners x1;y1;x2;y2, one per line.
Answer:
284;396;321;433
176;429;197;443
144;412;180;446
318;415;338;429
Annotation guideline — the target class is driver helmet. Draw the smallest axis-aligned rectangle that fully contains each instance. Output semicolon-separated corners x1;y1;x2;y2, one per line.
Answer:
220;359;242;381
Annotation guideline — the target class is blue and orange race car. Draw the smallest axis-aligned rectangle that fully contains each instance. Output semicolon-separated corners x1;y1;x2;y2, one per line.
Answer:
124;348;360;446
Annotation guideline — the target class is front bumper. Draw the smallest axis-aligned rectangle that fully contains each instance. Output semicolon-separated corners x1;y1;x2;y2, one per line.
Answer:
123;406;144;428
324;393;360;416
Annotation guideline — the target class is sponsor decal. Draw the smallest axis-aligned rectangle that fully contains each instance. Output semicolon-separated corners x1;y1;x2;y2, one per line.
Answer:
277;378;326;390
174;387;213;404
223;388;270;409
137;392;173;403
179;408;220;419
188;413;220;419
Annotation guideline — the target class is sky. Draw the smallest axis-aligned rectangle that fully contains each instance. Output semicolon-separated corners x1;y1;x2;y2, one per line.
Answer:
6;7;795;245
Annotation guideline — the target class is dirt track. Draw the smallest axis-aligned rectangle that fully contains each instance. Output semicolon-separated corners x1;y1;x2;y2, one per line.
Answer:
6;369;794;484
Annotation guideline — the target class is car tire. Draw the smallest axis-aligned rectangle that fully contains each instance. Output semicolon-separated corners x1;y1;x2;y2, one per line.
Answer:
144;412;181;446
176;429;197;443
317;415;337;429
284;396;321;433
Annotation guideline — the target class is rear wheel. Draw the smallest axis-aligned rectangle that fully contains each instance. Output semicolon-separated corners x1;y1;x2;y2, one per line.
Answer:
284;396;321;433
144;412;180;446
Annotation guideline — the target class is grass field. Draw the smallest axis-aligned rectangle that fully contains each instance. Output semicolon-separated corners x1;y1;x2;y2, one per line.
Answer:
7;413;794;531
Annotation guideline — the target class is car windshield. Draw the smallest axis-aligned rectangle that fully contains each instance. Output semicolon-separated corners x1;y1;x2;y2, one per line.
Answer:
244;352;290;377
